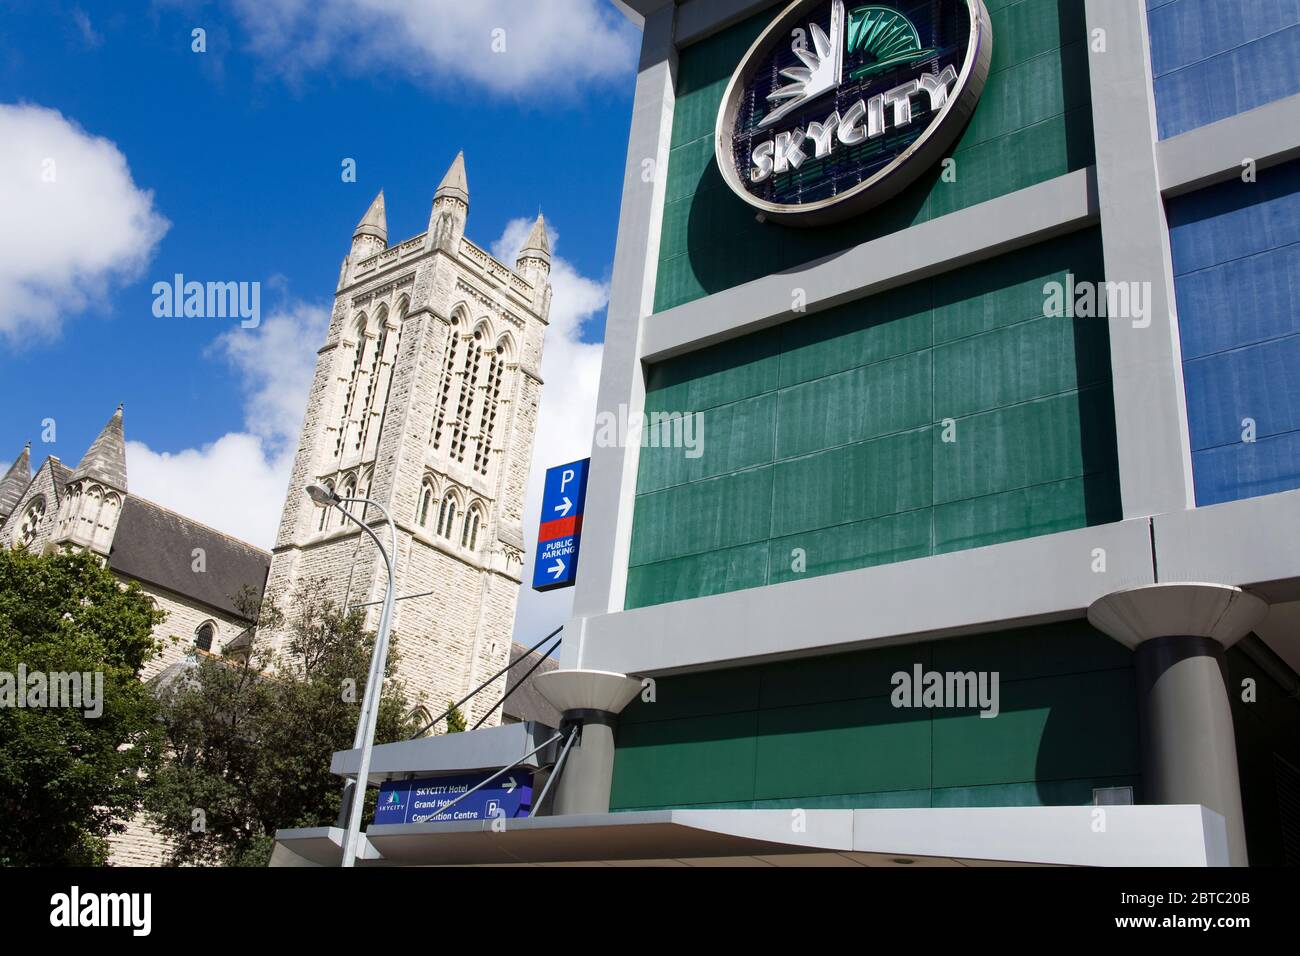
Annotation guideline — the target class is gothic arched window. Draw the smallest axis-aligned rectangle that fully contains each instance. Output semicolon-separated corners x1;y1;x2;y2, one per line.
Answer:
418;480;435;527
94;494;120;551
16;496;45;548
78;485;102;541
450;327;483;463
474;340;506;476
335;313;368;458
195;621;216;653
436;495;456;539
432;310;464;451
356;305;397;456
461;504;483;551
317;480;335;532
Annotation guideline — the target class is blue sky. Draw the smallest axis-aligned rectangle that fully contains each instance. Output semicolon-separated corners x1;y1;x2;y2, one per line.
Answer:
0;0;640;638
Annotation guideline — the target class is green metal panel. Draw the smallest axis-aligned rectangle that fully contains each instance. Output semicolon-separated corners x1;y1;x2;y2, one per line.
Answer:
628;466;773;566
624;542;770;609
655;0;1095;311
754;696;933;799
611;711;761;808
930;669;1140;789
629;229;1121;609
610;622;1142;812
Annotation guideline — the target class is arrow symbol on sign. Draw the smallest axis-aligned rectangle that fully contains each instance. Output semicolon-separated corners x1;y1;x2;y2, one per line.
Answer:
549;558;565;579
554;496;573;517
503;776;517;794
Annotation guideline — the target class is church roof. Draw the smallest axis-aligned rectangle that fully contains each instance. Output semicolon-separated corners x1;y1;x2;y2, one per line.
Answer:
49;460;73;504
518;213;551;261
435;151;469;205
71;405;128;490
354;190;387;242
0;443;32;520
108;497;271;620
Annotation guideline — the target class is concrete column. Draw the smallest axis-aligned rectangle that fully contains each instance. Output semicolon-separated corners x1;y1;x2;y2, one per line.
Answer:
534;670;643;815
1083;0;1196;517
1088;583;1268;866
564;2;677;669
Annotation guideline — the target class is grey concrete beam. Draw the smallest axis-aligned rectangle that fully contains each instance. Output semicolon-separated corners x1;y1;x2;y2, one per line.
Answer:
675;0;778;46
1083;0;1195;520
610;0;675;29
641;167;1099;363
1157;92;1300;198
565;4;678;668
331;720;559;785
1152;489;1300;604
581;518;1155;677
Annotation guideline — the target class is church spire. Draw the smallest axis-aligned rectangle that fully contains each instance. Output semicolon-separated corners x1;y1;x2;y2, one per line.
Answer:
517;212;551;262
353;190;387;243
515;213;552;310
435;151;469;206
349;190;388;266
72;404;128;491
429;151;469;253
0;442;32;524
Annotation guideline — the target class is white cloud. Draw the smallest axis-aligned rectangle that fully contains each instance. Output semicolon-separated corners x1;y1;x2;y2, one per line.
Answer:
210;300;331;450
126;433;292;547
226;0;637;96
493;219;606;645
71;8;103;48
0;103;168;342
125;302;330;548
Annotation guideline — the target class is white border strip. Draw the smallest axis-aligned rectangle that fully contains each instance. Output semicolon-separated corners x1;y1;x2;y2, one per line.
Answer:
642;166;1098;362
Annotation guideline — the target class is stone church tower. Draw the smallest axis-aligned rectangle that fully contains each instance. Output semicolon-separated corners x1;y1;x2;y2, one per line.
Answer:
265;153;552;727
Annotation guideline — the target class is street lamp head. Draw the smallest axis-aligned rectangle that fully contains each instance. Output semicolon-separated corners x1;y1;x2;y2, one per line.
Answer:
305;483;341;507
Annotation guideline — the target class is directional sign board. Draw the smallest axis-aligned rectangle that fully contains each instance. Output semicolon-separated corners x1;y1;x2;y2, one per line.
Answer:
373;770;534;825
532;458;589;592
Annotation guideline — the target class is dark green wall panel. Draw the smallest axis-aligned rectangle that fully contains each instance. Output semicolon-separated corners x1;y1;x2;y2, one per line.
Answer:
754;697;933;799
611;621;1141;812
611;711;760;808
624;542;770;609
930;669;1140;788
629;229;1120;610
655;0;1095;311
628;466;773;566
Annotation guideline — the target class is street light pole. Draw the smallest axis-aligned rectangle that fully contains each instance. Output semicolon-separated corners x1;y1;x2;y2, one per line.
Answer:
305;484;397;868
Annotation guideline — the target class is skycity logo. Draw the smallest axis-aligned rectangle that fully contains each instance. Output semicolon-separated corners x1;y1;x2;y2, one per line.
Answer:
50;887;151;936
751;1;959;180
750;66;958;182
717;0;992;223
151;273;261;328
0;665;103;718
890;664;999;717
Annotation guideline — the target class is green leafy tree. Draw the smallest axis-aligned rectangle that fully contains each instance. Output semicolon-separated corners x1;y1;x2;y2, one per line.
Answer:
145;580;414;866
444;702;467;734
0;547;164;866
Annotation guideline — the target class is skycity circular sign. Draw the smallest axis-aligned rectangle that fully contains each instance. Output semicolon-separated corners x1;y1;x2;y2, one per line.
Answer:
715;0;992;226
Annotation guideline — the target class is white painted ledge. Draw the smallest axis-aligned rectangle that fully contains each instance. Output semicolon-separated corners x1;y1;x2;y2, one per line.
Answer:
641;167;1099;363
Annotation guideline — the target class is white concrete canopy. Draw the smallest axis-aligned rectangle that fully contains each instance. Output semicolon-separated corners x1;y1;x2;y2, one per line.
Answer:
270;806;1230;867
1087;583;1269;650
534;669;643;714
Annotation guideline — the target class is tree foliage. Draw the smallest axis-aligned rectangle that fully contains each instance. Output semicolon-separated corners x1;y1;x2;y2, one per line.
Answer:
0;547;164;866
444;702;467;734
145;580;414;866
